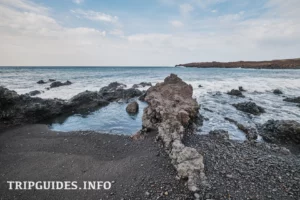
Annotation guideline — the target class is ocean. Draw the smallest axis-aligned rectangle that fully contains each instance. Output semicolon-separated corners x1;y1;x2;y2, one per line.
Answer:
1;66;300;140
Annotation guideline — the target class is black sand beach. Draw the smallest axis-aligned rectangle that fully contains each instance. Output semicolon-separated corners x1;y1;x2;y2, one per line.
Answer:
0;124;192;200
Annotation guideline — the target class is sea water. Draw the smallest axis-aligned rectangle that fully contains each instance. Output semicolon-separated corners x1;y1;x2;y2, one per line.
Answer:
1;67;300;139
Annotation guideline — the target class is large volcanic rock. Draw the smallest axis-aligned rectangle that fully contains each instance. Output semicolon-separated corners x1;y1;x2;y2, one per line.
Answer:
142;74;207;192
99;82;142;102
232;102;265;115
260;120;300;144
1;82;143;126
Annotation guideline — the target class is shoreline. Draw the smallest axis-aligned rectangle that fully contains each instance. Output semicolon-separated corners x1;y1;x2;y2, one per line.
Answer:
176;58;300;69
1;74;300;199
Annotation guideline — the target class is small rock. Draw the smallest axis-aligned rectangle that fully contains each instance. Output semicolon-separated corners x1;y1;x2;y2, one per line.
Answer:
28;90;41;96
37;80;46;84
273;89;283;95
145;191;150;196
227;89;245;97
126;101;139;114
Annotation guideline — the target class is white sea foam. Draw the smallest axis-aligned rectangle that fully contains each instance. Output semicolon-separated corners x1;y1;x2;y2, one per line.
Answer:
1;67;300;139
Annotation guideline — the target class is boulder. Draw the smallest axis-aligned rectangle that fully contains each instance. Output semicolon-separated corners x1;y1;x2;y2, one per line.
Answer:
209;129;229;140
142;74;207;192
28;90;41;96
198;85;203;88
49;79;56;82
283;97;300;103
132;82;152;88
50;81;72;88
232;102;265;115
126;101;139;114
260;120;300;144
37;80;46;84
273;89;283;95
227;89;245;97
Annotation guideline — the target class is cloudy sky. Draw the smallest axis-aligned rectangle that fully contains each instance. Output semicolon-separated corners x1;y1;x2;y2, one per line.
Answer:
0;0;299;66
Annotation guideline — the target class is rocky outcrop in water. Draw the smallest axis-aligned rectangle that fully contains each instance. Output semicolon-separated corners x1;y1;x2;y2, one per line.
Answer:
99;82;142;102
126;101;139;114
28;90;41;96
227;89;245;97
141;74;207;192
1;83;143;126
232;102;265;115
37;80;46;84
283;96;300;103
260;120;300;144
273;89;283;95
238;86;246;92
50;81;72;88
132;82;152;89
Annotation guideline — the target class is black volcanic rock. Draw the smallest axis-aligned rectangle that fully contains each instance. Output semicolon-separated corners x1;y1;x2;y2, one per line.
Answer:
28;90;41;96
232;102;265;115
273;89;283;95
227;89;245;97
37;80;46;84
260;120;300;144
283;96;300;103
50;81;72;88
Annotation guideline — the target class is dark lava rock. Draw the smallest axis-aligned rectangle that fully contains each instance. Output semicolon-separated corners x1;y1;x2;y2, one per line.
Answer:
227;89;245;97
50;81;72;88
132;82;152;89
28;90;41;96
99;82;142;102
232;102;265;115
138;92;146;102
284;96;300;103
209;130;229;140
49;79;56;82
260;120;300;144
238;86;246;91
69;91;109;111
126;101;139;114
37;80;46;84
273;89;283;95
198;85;203;88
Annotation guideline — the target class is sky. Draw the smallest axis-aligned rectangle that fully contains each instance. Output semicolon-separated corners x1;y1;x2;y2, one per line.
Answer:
0;0;299;66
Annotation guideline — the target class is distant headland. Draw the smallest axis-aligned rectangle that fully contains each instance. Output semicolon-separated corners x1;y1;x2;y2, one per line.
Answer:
175;58;300;69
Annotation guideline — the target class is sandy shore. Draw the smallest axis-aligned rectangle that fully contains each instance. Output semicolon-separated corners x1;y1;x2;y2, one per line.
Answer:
0;124;192;200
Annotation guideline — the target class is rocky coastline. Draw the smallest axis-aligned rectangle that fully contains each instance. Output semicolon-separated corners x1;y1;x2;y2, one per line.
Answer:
1;74;300;199
176;58;300;69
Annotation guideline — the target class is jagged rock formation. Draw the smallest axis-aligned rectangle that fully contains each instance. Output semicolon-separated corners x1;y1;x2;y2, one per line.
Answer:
259;120;300;144
232;102;265;115
0;83;143;126
141;74;207;192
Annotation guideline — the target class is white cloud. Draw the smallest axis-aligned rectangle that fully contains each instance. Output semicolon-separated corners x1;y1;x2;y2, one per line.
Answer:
211;10;218;13
73;0;84;4
170;20;184;28
179;3;194;17
71;9;118;23
0;0;300;66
